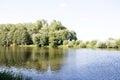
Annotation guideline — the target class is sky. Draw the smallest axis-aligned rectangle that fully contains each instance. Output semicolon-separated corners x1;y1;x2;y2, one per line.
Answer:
0;0;120;41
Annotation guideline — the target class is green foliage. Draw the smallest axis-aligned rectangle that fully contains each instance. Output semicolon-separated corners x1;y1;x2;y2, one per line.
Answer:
68;40;76;48
96;41;107;48
32;34;41;46
63;40;69;45
106;38;117;48
79;42;86;48
68;31;77;41
116;39;120;48
36;20;43;30
50;20;66;31
0;71;30;80
1;19;120;49
75;40;82;46
86;40;98;48
13;27;32;45
0;20;77;47
90;40;97;47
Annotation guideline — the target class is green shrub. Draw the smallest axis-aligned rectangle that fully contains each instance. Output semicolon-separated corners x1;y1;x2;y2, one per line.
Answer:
116;39;120;48
96;41;107;48
63;40;69;45
75;40;82;46
106;38;117;48
79;42;86;48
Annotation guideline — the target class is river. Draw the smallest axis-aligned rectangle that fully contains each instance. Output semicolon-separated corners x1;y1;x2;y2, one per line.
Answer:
0;47;120;80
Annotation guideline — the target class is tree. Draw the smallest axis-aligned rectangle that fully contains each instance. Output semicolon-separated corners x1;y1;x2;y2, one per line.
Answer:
68;31;77;41
32;33;49;47
13;26;32;45
21;28;32;45
0;19;78;47
48;31;58;47
32;34;41;46
36;20;42;29
50;20;66;31
116;39;120;48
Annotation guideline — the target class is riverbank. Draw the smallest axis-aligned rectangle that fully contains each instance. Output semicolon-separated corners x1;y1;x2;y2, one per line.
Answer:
17;44;120;50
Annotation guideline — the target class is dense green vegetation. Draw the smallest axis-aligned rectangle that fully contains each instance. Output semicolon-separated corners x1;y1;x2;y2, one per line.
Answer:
0;20;77;47
0;20;120;49
0;71;30;80
64;38;120;49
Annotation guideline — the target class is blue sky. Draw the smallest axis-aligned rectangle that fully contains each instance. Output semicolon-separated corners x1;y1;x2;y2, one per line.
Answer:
0;0;120;40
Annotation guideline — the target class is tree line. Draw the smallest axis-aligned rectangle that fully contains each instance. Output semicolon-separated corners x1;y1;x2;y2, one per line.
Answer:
0;19;120;48
64;38;120;49
0;20;77;47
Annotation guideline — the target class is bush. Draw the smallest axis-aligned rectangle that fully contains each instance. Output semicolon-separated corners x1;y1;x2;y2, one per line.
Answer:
68;42;74;48
90;40;97;47
106;38;117;48
63;40;69;45
79;42;86;48
68;40;75;48
75;40;82;46
116;39;120;48
96;41;107;48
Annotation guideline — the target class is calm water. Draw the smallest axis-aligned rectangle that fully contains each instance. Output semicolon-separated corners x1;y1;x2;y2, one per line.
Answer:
0;47;120;80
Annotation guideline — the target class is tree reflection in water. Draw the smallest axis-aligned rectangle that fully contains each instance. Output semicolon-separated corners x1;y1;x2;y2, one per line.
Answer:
0;46;67;72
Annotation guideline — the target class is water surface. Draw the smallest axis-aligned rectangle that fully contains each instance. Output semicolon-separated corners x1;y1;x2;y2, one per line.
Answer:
0;47;120;80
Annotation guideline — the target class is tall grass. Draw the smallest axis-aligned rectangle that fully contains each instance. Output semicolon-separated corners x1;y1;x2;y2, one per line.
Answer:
0;71;31;80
